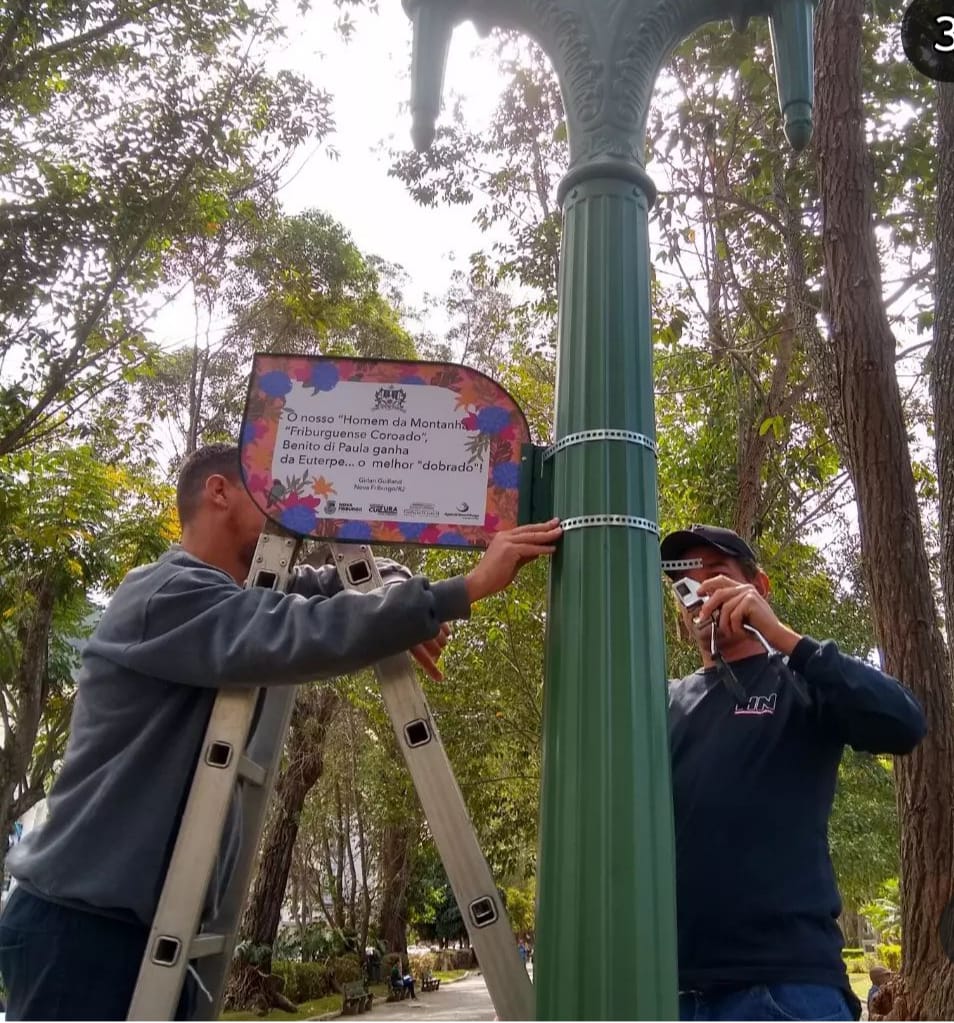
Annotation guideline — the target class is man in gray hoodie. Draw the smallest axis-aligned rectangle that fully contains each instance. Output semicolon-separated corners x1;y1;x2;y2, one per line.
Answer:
0;444;562;1020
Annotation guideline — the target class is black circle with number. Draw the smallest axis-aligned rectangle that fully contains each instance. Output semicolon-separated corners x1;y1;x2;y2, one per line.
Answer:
902;0;954;81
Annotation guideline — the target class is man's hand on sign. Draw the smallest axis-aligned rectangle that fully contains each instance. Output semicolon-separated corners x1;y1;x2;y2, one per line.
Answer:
410;623;451;682
695;575;800;655
464;519;563;604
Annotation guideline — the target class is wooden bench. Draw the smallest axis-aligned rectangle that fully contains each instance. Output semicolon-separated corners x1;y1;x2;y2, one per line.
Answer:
341;980;373;1015
420;971;440;992
387;977;413;1002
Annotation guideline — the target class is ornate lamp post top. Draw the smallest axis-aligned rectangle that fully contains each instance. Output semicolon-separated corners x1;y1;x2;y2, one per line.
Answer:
403;0;815;164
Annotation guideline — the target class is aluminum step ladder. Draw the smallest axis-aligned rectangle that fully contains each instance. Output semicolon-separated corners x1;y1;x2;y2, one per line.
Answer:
127;521;533;1020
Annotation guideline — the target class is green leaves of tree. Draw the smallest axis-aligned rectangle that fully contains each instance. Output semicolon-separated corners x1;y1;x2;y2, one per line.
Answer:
0;0;333;455
0;444;175;855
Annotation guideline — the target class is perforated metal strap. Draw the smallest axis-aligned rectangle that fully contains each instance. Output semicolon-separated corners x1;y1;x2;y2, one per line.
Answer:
660;558;704;573
543;429;657;460
545;432;660;537
560;514;659;535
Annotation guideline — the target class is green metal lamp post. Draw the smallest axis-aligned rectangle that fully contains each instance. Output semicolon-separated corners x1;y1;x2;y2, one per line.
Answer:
402;2;815;1018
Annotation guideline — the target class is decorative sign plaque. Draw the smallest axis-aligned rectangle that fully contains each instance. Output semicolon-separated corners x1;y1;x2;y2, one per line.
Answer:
239;354;531;549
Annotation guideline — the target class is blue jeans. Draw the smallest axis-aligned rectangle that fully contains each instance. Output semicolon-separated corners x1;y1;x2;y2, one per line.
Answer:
0;887;196;1020
679;983;857;1021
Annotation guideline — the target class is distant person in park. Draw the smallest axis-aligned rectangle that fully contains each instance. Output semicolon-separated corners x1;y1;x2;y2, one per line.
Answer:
390;962;416;999
0;443;562;1021
662;524;926;1022
867;964;894;1017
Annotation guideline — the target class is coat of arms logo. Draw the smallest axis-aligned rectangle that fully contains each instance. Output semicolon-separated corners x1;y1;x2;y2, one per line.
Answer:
374;385;407;411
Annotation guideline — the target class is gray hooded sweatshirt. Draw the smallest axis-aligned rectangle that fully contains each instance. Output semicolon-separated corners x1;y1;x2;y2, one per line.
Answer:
8;547;470;926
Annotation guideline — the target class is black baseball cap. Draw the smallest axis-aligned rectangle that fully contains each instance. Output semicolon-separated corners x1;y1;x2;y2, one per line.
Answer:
660;524;758;575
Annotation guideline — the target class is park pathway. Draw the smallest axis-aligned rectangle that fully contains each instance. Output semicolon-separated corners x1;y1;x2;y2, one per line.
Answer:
319;968;537;1022
359;973;495;1022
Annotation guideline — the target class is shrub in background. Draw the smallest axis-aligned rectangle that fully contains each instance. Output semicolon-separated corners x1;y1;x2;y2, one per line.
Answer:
271;961;332;1002
876;943;902;972
410;952;436;979
331;953;363;986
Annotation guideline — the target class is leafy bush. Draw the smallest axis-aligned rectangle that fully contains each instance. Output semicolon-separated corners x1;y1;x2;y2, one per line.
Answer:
861;879;901;944
410;952;436;979
271;961;332;1002
876;943;902;972
232;940;272;968
843;956;868;974
331;953;362;985
433;948;476;970
501;884;535;936
272;923;357;963
843;948;866;974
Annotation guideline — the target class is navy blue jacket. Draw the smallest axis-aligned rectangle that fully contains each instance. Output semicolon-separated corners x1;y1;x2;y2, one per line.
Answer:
669;638;925;999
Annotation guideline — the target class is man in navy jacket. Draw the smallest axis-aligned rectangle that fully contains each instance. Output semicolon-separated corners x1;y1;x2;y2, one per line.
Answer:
662;524;926;1022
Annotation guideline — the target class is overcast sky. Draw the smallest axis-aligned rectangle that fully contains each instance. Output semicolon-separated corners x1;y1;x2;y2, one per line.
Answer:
278;3;499;294
153;2;503;351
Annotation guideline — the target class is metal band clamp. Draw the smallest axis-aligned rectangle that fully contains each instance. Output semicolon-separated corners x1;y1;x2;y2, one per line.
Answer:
543;429;657;461
560;514;659;535
660;558;704;573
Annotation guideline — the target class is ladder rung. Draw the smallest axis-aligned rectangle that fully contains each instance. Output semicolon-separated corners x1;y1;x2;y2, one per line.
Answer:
237;755;266;786
189;933;227;959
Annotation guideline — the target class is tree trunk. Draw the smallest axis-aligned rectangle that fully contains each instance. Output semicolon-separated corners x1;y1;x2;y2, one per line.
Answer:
775;189;847;458
223;686;340;1011
935;84;954;697
349;707;372;953
815;2;954;1016
377;820;414;957
0;569;57;873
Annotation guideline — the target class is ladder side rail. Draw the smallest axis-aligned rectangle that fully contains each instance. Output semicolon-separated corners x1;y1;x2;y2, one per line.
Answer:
195;539;338;1017
127;690;261;1020
330;543;534;1021
128;525;301;1020
191;685;300;1018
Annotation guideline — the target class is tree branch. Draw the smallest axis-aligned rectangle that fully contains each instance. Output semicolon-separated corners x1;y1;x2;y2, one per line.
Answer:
0;0;171;86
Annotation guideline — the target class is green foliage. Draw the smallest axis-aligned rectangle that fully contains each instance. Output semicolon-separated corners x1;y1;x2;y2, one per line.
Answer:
0;444;175;843
293;694;397;950
270;961;333;1002
0;0;333;455
862;879;902;944
137;209;416;457
433;884;466;945
406;842;451;942
330;954;362;984
273;923;355;964
421;551;550;879
830;754;899;913
408;952;436;978
233;940;274;970
0;445;176;590
876;943;902;972
843;948;868;974
502;883;535;936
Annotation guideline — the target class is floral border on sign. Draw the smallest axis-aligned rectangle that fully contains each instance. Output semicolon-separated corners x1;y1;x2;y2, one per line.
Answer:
239;354;530;549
